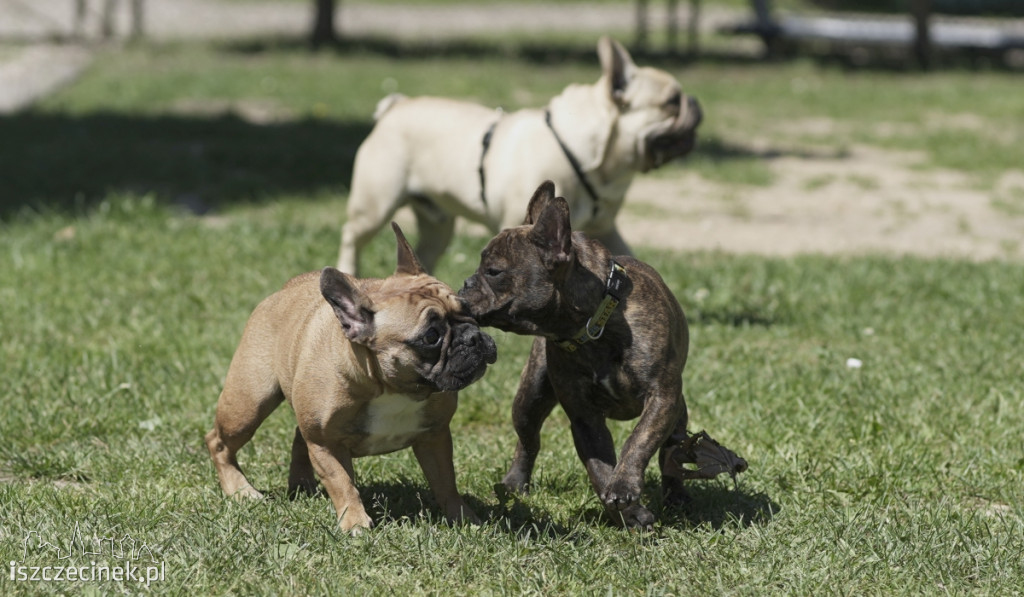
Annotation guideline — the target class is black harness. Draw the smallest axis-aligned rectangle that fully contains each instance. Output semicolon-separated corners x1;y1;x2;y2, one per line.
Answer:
478;120;499;208
544;109;601;216
479;110;602;216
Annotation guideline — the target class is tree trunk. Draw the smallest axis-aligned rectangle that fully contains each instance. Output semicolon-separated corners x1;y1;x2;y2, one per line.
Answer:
634;0;648;52
130;0;144;39
911;0;933;70
311;0;338;49
687;0;702;59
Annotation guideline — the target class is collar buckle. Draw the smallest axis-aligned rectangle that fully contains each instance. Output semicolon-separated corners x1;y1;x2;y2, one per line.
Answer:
556;261;628;352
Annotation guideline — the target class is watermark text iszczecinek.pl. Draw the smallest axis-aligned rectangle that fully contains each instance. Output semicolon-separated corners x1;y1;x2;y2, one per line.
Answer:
10;560;165;586
9;522;166;588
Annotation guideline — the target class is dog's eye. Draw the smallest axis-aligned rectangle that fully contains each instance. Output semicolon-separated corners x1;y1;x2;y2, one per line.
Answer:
422;327;443;347
485;267;504;278
664;92;682;111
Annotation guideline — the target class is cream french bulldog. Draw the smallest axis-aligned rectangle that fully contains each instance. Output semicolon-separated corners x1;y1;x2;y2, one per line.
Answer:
337;36;702;275
206;223;497;533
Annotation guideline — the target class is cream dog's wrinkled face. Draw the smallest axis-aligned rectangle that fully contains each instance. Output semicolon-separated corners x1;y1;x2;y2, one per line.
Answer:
599;43;703;173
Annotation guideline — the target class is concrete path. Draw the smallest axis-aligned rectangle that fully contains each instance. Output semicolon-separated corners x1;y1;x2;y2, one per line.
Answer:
0;43;92;113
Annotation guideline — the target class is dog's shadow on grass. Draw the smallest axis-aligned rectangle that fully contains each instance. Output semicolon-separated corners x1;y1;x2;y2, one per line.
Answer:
275;479;579;539
655;481;779;531
487;475;778;534
528;481;778;534
0;111;372;220
272;477;775;538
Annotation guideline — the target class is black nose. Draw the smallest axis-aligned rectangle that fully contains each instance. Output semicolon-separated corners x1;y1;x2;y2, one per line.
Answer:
460;276;477;294
686;96;702;127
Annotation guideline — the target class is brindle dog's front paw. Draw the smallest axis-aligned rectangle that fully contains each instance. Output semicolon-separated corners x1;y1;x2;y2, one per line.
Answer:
622;504;656;530
501;469;531;496
601;478;656;529
600;478;642;510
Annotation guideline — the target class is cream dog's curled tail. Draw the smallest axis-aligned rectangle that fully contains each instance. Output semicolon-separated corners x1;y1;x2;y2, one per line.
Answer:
373;93;407;120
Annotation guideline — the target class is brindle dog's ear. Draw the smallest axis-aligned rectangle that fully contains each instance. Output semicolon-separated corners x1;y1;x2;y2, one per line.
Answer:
524;180;557;225
528;194;573;268
321;267;376;344
597;36;636;107
391;222;426;276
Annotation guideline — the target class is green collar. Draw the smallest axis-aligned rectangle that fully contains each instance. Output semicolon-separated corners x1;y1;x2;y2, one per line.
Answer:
556;261;629;353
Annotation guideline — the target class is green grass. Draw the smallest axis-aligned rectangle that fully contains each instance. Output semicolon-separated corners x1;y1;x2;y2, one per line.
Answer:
2;35;1024;595
3;194;1022;595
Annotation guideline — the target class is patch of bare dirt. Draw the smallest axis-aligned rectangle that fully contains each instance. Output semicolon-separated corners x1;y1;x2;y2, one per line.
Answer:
620;145;1024;261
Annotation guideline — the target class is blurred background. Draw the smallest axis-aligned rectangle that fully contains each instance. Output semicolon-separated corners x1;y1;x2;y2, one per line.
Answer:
2;0;1021;259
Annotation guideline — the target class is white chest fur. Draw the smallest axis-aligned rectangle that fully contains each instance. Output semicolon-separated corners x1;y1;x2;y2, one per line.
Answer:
361;393;428;455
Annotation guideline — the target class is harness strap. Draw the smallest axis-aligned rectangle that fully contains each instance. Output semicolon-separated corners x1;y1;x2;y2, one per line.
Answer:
544;109;601;217
478;120;499;208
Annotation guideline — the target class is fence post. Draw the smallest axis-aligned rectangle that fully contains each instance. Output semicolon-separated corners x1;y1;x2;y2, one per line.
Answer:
312;0;339;49
687;0;702;58
130;0;144;39
911;0;933;69
667;0;679;54
635;0;649;51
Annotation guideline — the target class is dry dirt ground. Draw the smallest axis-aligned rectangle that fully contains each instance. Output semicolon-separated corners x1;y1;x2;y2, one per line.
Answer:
3;0;1022;261
397;138;1024;262
621;145;1024;261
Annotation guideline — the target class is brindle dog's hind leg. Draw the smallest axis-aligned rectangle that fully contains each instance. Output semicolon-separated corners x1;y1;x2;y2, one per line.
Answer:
659;413;692;508
502;339;559;494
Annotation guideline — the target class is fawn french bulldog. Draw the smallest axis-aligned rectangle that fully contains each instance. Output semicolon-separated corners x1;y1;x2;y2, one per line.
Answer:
206;224;496;533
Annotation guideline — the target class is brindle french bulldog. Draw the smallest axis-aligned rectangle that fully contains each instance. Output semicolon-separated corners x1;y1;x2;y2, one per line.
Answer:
459;182;745;529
